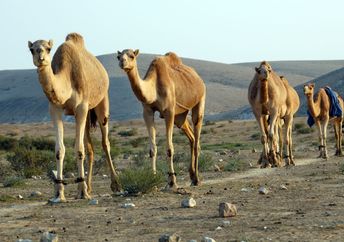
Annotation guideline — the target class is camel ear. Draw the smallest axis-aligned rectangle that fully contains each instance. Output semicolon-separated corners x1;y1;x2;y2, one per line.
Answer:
48;39;53;48
117;51;122;55
134;49;140;57
310;83;315;88
255;67;260;73
28;41;33;49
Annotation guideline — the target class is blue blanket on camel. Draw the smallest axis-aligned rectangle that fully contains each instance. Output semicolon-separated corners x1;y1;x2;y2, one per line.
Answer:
307;86;342;127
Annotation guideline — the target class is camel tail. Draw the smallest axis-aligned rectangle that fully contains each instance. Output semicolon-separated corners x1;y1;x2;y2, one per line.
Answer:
65;33;85;47
89;109;97;129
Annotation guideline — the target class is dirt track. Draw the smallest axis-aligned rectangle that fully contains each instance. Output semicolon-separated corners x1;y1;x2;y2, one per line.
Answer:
1;155;344;242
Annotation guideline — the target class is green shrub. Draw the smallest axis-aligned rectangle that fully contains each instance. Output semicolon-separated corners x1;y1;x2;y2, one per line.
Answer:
296;127;314;134
130;137;147;148
198;152;214;172
0;194;16;202
340;162;344;174
0;135;17;151
3;176;26;188
118;128;138;137
7;148;54;178
18;136;55;151
119;166;164;195
224;159;247;172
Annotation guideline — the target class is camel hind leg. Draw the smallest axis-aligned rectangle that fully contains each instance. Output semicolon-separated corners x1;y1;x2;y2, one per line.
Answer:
175;112;196;186
334;118;343;156
191;95;205;186
143;106;157;174
94;96;122;192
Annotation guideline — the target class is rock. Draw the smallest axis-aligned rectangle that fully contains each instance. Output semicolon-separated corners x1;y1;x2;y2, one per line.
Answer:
181;197;196;208
40;231;58;242
121;203;136;208
64;172;75;178
17;240;32;242
280;185;288;190
102;174;108;179
252;148;257;153
214;164;221;172
215;226;222;231
31;175;37;180
115;191;128;196
240;188;249;192
30;191;42;197
88;199;98;205
222;220;231;227
188;240;198;242
158;233;181;242
219;202;237;217
258;187;269;194
17;194;23;200
50;170;58;180
201;237;216;242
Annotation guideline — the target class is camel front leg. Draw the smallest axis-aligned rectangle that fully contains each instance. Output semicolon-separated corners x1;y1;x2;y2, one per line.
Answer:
321;119;329;159
268;112;279;167
49;105;66;203
258;115;269;167
164;109;177;190
191;106;204;186
84;115;94;194
334;118;343;156
180;120;195;184
143;107;157;174
338;118;343;156
75;103;91;199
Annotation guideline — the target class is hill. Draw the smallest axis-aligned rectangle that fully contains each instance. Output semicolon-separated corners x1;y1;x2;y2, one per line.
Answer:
0;54;344;123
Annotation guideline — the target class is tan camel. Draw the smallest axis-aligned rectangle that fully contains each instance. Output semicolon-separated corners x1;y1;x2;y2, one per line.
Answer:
117;49;206;189
28;33;121;203
303;83;343;158
248;61;300;167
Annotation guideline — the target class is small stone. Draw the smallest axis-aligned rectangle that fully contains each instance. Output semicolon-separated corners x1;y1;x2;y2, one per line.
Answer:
252;148;257;153
258;187;269;195
31;175;37;180
88;199;98;205
215;226;222;231
64;172;75;178
214;164;221;172
30;191;42;197
40;231;58;242
121;203;135;208
50;170;58;180
181;197;196;208
222;220;231;227
201;237;216;242
249;162;254;168
240;188;249;192
102;174;108;179
159;233;181;242
219;202;237;217
17;195;23;200
16;240;32;242
115;191;128;196
100;193;112;198
188;240;197;242
280;185;288;190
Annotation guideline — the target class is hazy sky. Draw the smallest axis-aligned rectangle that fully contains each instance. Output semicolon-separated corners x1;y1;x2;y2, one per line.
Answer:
1;0;344;70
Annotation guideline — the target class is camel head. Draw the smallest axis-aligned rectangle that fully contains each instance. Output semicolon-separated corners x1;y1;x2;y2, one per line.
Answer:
28;39;53;68
117;49;139;72
303;83;315;97
255;61;272;81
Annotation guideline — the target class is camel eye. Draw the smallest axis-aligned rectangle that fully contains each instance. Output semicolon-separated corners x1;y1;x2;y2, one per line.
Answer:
129;54;135;59
30;48;34;54
46;48;51;53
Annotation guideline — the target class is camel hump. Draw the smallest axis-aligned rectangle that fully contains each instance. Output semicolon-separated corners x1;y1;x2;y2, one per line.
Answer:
65;33;85;47
164;52;182;66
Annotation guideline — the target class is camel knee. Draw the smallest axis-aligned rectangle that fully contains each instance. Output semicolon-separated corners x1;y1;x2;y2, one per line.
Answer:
149;145;157;158
261;135;267;145
102;138;110;151
167;147;174;158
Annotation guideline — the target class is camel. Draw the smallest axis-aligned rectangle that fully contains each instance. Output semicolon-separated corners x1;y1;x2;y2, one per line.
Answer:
117;49;206;189
28;33;121;203
303;83;343;158
248;61;300;167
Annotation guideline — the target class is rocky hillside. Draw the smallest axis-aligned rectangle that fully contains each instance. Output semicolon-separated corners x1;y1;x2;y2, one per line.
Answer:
0;53;343;123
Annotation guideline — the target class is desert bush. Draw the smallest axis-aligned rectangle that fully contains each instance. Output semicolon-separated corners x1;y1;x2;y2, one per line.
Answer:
198;152;215;172
130;137;147;148
340;162;344;174
118;128;138;137
119;166;164;195
0;135;17;151
250;132;260;140
18;136;55;151
204;120;216;126
3;176;26;188
224;159;247;172
7;148;54;178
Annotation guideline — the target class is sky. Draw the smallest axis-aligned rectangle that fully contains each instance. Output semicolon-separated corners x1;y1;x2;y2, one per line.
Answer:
1;0;344;70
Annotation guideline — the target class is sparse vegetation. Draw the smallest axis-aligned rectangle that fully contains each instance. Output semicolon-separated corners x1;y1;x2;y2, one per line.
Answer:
224;159;248;172
3;176;26;188
294;123;314;134
204;120;216;126
198;152;215;172
119;166;164;195
118;128;138;137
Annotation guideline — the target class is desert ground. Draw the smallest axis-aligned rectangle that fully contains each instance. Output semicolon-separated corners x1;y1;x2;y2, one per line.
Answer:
0;117;343;242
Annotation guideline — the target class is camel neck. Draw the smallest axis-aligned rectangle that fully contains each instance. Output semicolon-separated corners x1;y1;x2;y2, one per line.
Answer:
306;94;320;118
126;64;156;104
37;65;70;105
260;79;268;104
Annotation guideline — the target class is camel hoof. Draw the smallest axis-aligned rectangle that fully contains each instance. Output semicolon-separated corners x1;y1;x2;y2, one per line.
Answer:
163;182;179;192
190;179;201;186
48;197;66;204
75;191;91;200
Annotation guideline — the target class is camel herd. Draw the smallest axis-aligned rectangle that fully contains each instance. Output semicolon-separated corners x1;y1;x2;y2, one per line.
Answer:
28;33;343;202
